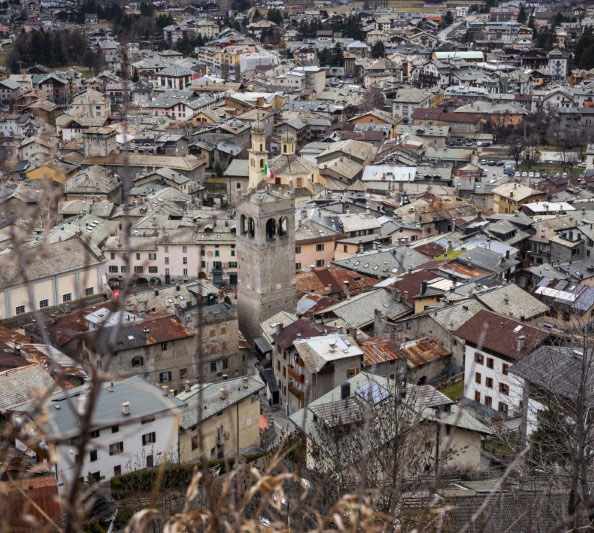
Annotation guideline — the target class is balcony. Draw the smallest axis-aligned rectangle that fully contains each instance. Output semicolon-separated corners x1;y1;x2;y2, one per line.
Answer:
289;384;304;401
287;366;304;384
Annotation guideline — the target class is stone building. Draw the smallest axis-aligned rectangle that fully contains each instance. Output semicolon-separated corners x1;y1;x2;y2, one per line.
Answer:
83;126;117;158
236;187;297;345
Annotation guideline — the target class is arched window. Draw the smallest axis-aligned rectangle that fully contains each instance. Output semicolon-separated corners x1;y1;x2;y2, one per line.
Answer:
260;159;264;169
266;218;277;240
260;144;263;151
278;216;288;237
248;217;255;238
240;214;247;234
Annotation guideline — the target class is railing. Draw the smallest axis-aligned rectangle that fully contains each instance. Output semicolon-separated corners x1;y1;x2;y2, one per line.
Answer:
287;366;304;384
288;383;304;401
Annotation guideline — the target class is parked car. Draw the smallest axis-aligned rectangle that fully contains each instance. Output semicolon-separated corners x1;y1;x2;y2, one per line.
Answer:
488;160;496;166
480;159;488;165
528;172;535;178
522;172;528;178
496;160;505;166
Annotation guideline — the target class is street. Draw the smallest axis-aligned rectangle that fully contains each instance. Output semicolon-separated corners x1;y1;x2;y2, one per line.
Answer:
438;19;464;42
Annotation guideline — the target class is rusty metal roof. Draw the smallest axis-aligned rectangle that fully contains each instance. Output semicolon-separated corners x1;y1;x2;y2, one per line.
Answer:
361;336;449;368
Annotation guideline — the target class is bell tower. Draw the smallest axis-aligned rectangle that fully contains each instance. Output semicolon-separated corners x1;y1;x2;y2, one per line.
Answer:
248;120;268;189
236;188;296;345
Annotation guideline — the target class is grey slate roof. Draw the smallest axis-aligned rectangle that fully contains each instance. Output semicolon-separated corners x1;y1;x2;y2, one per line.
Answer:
13;376;186;439
316;288;410;328
0;365;56;413
476;284;549;320
177;375;264;429
457;247;518;274
333;246;429;278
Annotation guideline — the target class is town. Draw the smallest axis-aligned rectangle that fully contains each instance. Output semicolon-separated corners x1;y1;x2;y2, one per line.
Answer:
0;0;593;530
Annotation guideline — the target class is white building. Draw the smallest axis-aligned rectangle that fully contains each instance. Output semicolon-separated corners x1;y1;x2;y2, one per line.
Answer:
13;376;185;494
455;310;552;418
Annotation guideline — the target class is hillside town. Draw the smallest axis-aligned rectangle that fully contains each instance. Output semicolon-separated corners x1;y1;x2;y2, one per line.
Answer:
2;0;594;530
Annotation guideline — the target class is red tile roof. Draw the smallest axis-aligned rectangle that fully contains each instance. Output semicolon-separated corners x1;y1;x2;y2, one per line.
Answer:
392;270;441;303
296;266;377;297
454;310;552;360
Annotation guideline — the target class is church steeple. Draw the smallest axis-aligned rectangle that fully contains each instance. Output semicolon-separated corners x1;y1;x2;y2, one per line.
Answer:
248;120;268;189
280;131;296;156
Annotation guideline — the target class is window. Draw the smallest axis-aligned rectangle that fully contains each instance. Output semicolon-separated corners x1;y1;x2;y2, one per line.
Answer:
165;257;169;265
134;266;144;274
210;361;216;372
136;253;141;260
180;368;187;380
90;450;97;462
296;262;302;270
161;342;168;351
109;265;118;273
316;259;324;267
191;436;198;451
475;372;481;384
210;346;217;354
210;329;216;337
474;353;483;364
112;425;119;433
498;402;508;414
182;246;187;253
346;367;359;378
90;472;100;483
63;293;72;302
109;442;124;456
110;253;115;260
121;266;128;273
485;377;493;388
215;250;220;257
146;455;153;468
484;395;492;407
231;248;235;257
149;266;158;273
90;429;100;438
502;363;509;375
131;356;144;367
159;371;172;383
39;299;49;309
229;262;237;268
222;358;228;369
343;245;348;252
142;432;156;445
237;182;242;189
183;268;188;276
316;243;325;251
15;305;25;315
221;327;227;335
499;383;509;395
114;465;121;476
475;391;481;403
85;287;94;296
201;261;206;268
295;246;301;254
164;246;169;253
487;358;494;369
148;253;157;260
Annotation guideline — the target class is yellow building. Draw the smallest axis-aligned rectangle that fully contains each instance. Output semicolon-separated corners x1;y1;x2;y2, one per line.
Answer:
492;182;546;214
26;158;78;185
178;376;265;463
0;237;104;319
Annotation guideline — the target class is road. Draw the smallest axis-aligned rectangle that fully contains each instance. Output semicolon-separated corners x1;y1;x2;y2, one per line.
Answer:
438;19;464;42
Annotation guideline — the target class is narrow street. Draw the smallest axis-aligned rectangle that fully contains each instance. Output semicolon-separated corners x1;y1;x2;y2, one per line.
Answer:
438;19;464;42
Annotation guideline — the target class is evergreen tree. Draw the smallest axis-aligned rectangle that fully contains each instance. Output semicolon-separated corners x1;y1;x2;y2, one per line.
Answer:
41;31;52;67
517;5;527;24
332;42;343;67
371;41;384;58
52;33;66;66
444;10;454;26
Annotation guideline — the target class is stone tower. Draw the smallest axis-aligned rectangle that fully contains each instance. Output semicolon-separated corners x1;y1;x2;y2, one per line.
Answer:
236;188;296;345
248;120;268;189
280;131;296;155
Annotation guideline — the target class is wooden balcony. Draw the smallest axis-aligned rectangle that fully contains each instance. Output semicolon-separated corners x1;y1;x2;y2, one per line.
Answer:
288;366;304;384
288;383;304;401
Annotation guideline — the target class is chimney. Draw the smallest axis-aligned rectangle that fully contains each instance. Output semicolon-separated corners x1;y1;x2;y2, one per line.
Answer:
421;281;427;295
223;374;228;380
326;284;332;294
77;395;86;415
155;289;159;296
14;342;20;356
516;335;525;352
341;382;350;400
220;387;228;399
169;389;174;397
122;401;130;416
505;250;510;259
504;294;509;305
343;281;350;299
389;284;400;302
243;376;249;388
276;322;284;335
51;313;57;324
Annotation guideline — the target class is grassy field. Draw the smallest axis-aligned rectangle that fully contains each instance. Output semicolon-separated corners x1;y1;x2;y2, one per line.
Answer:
440;380;464;402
